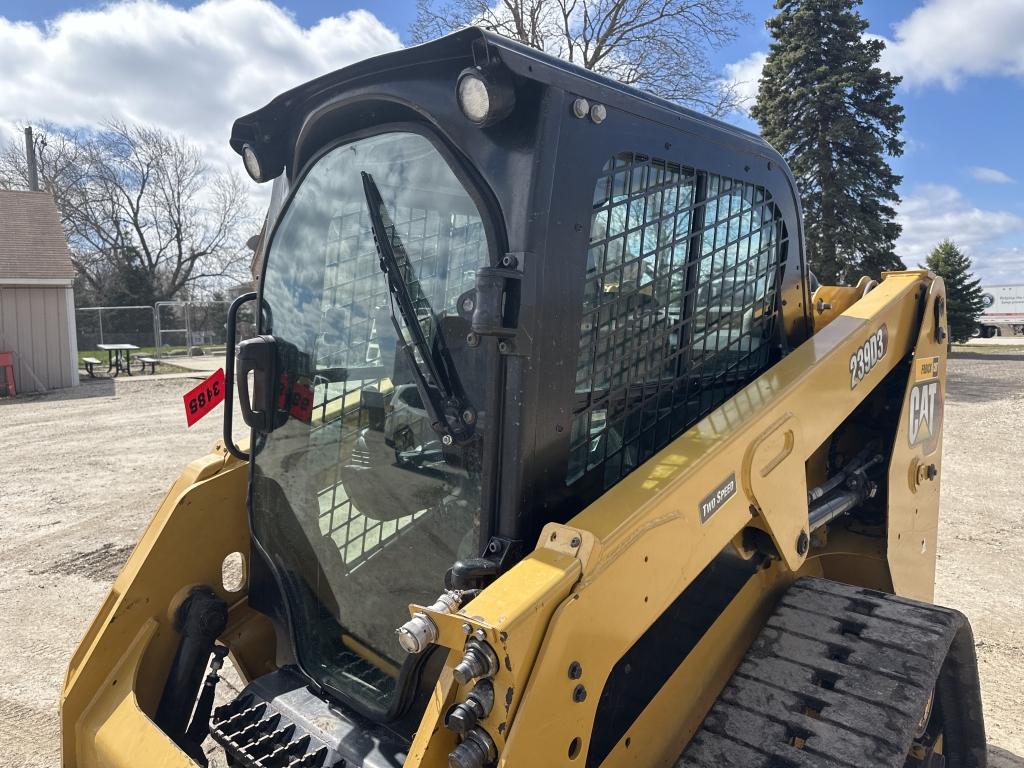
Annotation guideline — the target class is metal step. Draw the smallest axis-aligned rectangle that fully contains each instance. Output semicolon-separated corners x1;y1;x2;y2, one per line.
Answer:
210;669;347;768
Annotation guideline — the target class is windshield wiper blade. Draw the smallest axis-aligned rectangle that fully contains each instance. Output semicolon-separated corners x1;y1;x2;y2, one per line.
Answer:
361;171;473;443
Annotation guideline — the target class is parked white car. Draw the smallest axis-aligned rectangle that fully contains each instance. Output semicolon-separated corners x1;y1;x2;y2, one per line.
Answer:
384;384;439;464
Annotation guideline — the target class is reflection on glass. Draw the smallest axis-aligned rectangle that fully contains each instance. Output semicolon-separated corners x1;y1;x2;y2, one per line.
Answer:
569;153;785;490
253;132;491;717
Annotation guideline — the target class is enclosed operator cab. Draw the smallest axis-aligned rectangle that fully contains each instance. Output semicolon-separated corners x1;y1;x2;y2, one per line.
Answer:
213;27;808;765
67;26;986;768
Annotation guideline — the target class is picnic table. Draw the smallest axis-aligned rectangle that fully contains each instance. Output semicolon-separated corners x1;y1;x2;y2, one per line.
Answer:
96;343;140;376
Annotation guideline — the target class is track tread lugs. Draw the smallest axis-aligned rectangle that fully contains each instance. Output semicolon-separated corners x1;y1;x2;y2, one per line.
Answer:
678;577;961;768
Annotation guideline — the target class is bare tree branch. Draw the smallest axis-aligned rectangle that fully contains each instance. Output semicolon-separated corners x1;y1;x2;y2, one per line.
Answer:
0;121;255;304
411;0;750;114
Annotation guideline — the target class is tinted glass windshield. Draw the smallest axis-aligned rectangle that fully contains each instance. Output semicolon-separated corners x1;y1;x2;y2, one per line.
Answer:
253;131;493;717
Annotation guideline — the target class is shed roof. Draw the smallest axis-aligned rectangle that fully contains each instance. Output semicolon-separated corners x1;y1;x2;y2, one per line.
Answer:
0;189;76;282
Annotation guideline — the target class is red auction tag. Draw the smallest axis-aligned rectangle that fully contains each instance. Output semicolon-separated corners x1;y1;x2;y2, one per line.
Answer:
183;368;226;427
288;379;314;423
276;372;314;423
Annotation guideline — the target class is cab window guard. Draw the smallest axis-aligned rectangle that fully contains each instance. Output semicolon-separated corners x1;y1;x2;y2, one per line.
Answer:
567;152;788;490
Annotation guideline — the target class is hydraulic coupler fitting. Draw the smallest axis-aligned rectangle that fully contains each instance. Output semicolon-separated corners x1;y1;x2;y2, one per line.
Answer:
396;590;462;654
448;726;497;768
445;679;495;734
452;638;500;685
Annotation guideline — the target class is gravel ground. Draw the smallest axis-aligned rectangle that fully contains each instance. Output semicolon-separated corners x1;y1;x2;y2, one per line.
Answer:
0;353;1021;767
935;350;1024;766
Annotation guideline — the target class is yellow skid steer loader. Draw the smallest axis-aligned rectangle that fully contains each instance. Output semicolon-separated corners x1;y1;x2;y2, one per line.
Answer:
61;28;984;768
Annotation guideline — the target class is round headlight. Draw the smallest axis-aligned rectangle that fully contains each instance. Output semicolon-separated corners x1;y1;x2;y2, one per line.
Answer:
457;74;491;125
242;143;263;182
456;66;515;127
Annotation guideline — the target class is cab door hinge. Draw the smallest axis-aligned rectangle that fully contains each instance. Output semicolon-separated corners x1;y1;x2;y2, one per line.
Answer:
471;252;531;356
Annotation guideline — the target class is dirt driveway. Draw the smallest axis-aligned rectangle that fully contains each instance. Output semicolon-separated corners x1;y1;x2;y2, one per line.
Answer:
0;354;1021;767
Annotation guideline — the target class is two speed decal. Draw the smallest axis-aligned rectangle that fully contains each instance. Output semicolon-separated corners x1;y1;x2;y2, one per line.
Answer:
699;473;737;524
849;325;888;389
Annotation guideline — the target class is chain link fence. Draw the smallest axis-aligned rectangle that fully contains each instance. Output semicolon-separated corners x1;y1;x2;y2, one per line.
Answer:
75;306;156;352
76;300;255;364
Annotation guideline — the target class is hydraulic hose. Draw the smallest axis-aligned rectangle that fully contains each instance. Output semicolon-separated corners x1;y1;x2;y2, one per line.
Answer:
807;452;883;532
154;586;228;752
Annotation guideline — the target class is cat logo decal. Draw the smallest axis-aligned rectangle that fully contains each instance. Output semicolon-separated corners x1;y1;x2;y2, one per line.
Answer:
908;379;943;453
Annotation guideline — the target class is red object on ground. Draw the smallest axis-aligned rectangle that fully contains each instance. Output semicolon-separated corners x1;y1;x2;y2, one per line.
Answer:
0;352;15;398
183;368;226;427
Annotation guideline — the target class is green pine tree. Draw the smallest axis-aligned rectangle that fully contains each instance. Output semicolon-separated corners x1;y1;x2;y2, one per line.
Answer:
923;240;986;344
752;0;906;284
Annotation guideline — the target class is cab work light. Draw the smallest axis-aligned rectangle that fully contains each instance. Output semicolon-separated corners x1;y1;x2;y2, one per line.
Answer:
241;143;265;183
456;66;515;127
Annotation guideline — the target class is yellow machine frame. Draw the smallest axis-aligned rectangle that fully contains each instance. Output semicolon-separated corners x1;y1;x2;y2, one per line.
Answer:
61;270;948;767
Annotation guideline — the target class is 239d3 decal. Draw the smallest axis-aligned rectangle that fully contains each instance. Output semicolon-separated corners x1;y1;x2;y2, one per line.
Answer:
850;325;888;389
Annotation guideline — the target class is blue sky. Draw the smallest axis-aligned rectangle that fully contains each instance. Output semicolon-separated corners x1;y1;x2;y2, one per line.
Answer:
1;0;1022;282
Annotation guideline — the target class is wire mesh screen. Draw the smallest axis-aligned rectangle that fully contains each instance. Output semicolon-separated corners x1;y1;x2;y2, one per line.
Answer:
568;152;787;489
313;200;484;572
316;201;482;377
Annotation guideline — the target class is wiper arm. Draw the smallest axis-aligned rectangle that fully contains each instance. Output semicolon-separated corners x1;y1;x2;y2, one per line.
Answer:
361;171;473;443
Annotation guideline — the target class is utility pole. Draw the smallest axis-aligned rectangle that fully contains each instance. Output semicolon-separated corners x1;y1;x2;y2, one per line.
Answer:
24;126;39;192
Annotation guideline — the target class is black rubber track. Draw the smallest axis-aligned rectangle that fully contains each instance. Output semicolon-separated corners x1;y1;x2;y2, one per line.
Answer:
678;577;986;768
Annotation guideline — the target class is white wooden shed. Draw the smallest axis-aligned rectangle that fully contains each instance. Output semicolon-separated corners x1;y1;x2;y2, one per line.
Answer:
0;190;79;392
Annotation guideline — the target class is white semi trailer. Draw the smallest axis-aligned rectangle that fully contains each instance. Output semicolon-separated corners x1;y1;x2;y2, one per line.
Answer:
978;284;1024;337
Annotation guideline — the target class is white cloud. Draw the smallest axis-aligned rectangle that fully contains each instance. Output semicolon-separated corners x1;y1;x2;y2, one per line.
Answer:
970;166;1015;184
974;246;1024;285
0;0;402;171
875;0;1024;88
722;50;766;113
897;184;1024;282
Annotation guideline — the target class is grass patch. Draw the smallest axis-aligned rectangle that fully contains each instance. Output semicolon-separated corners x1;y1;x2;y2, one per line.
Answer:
77;345;224;371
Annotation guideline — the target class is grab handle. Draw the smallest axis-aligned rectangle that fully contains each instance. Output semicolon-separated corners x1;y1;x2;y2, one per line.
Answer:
235;335;278;434
223;292;257;461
